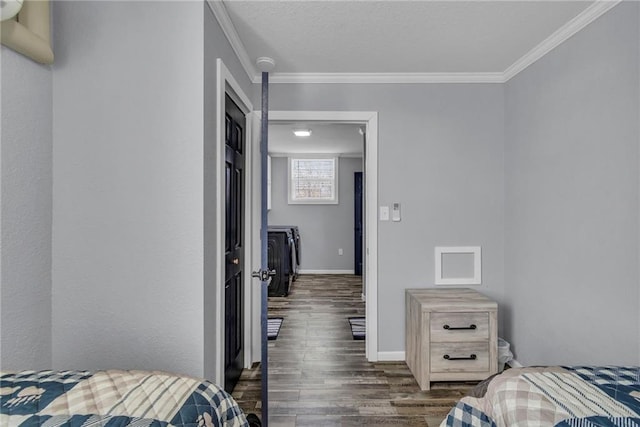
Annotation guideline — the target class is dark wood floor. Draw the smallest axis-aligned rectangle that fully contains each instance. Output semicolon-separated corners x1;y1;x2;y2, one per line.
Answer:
232;274;475;426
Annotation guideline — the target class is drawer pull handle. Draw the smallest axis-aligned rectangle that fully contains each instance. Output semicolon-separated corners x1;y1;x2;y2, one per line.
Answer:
443;354;477;361
443;324;477;330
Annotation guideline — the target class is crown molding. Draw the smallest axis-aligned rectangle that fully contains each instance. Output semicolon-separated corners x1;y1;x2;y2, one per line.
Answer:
265;72;504;84
503;0;622;82
206;0;257;83
212;0;621;85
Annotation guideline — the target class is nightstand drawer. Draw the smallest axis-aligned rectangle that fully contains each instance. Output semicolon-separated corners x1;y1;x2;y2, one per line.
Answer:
430;342;489;373
430;312;489;342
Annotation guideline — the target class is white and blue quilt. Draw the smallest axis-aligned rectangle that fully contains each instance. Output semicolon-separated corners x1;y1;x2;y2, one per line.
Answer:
0;370;248;426
442;366;640;427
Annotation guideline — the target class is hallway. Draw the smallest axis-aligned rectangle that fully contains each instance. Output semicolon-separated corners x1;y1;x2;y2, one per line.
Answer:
232;274;474;426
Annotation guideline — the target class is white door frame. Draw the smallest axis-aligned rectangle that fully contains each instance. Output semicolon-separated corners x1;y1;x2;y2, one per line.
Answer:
215;59;255;386
252;110;379;361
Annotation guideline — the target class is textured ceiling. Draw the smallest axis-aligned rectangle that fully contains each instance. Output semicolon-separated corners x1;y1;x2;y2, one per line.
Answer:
269;123;364;155
222;1;594;74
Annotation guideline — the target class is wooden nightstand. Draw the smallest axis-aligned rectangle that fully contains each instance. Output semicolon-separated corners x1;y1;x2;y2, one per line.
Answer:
405;288;498;390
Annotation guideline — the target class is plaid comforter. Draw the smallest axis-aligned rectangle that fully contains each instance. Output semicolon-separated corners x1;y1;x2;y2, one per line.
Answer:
0;370;248;426
442;366;640;427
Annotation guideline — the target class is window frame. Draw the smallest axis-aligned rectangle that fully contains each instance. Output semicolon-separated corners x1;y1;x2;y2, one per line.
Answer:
287;155;339;205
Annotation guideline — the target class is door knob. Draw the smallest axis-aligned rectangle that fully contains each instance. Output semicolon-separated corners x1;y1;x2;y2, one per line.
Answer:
232;258;240;265
252;269;277;281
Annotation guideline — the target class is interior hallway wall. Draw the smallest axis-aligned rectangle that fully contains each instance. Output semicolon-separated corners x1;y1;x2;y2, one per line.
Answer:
0;47;53;370
52;1;206;376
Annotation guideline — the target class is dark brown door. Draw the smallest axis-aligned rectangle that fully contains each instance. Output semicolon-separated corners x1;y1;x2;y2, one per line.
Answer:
224;94;245;393
354;172;363;276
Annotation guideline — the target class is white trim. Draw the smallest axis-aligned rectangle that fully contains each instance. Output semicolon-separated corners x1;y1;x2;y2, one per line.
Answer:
269;111;377;123
377;351;405;362
507;359;524;368
269;152;363;158
435;246;482;286
207;0;257;83
243;112;255;371
503;0;622;81
365;113;379;363
268;72;504;85
216;59;254;387
298;269;355;275
267;110;379;363
267;154;272;212
251;112;263;364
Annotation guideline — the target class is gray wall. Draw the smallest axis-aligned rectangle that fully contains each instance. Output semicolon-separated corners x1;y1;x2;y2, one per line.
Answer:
504;2;640;365
51;1;206;376
260;84;506;352
0;48;53;370
269;156;363;271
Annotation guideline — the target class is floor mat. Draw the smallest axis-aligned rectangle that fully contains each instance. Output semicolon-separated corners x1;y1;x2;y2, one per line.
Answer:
348;316;365;340
268;317;284;340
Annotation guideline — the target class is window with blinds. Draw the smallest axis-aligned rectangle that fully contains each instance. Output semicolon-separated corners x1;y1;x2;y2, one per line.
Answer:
288;157;339;204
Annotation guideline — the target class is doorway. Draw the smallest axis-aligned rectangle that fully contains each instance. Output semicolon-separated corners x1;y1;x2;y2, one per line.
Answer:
250;111;379;361
267;122;363;278
213;59;256;391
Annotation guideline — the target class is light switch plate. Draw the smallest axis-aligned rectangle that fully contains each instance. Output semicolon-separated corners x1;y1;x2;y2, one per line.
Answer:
380;206;389;221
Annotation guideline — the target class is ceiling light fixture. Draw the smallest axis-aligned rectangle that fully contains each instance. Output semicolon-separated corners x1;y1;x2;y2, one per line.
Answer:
293;129;312;137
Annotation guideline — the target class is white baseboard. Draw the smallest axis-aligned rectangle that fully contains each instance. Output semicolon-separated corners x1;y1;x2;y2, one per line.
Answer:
507;359;523;368
377;351;405;361
298;269;355;275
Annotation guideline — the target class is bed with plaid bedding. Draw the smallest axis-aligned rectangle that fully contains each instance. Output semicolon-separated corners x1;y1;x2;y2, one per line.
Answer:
442;366;640;427
0;370;248;426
